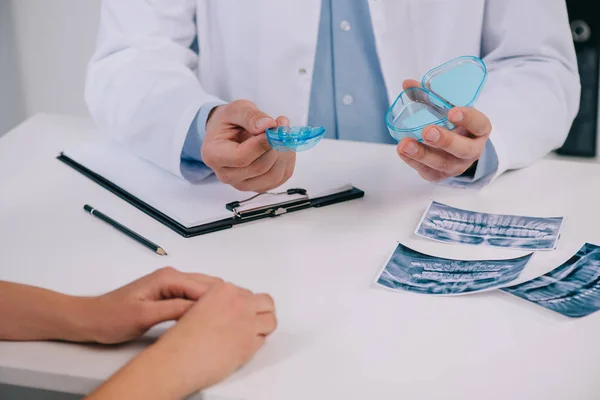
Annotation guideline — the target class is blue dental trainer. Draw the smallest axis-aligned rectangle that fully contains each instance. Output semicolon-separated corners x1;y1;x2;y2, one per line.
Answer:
266;126;326;152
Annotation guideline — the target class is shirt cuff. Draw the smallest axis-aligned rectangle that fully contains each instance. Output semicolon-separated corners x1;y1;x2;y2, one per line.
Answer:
180;101;224;182
441;139;499;189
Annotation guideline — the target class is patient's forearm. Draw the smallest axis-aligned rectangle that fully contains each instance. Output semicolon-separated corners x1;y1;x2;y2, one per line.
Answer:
0;281;92;342
86;342;191;400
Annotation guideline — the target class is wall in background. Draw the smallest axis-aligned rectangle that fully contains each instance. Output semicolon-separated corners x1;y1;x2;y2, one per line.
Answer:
0;1;25;135
0;0;101;136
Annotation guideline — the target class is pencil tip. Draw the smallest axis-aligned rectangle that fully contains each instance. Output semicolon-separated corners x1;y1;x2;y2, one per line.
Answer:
157;248;167;256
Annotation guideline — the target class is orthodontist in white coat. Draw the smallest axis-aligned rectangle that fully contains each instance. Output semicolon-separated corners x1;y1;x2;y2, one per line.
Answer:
86;0;580;192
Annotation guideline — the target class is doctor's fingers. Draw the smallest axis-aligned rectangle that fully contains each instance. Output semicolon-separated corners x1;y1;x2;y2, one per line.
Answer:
236;152;295;193
239;152;296;193
420;125;486;160
447;107;492;138
277;155;296;188
276;115;290;127
206;134;273;168
226;100;279;135
398;139;470;177
402;79;421;90
217;149;280;185
398;154;449;182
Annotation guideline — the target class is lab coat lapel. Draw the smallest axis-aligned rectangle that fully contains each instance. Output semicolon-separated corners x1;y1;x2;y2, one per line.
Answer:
196;0;320;125
252;0;321;125
368;0;421;107
271;0;321;125
369;0;485;108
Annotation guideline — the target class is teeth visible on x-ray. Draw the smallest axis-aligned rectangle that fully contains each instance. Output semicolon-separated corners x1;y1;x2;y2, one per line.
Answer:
531;278;600;317
503;244;600;318
522;257;600;302
378;243;532;296
418;271;501;282
431;209;557;229
418;202;563;250
411;260;508;272
427;213;555;238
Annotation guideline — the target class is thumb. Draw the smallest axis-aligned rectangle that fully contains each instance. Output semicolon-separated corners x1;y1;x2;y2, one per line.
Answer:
143;299;195;327
228;100;278;135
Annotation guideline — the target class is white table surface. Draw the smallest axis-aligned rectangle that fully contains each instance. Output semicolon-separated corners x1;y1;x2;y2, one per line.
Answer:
1;114;599;400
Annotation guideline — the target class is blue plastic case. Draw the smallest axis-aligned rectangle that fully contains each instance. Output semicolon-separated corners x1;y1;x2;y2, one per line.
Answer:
386;56;487;142
266;126;326;152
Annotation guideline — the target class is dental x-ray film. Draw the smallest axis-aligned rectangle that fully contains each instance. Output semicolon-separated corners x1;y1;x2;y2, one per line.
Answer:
415;201;564;251
502;243;600;318
376;243;533;296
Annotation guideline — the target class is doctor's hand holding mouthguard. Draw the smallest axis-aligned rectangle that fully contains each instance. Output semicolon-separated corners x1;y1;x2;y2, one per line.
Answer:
85;0;580;192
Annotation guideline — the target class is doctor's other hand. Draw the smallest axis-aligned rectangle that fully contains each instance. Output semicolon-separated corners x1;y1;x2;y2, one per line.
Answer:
202;100;296;192
396;80;492;182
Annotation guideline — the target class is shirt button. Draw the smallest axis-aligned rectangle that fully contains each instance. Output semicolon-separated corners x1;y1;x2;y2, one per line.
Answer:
342;94;354;105
298;67;307;75
339;20;352;32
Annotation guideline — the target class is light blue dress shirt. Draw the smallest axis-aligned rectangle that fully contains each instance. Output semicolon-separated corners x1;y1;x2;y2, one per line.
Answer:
307;0;393;145
182;0;498;184
180;103;218;181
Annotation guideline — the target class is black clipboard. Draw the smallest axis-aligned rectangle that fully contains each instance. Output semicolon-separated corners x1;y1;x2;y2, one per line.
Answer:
57;153;365;238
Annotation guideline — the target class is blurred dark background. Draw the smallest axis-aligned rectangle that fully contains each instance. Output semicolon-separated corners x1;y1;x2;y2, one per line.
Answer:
557;0;599;157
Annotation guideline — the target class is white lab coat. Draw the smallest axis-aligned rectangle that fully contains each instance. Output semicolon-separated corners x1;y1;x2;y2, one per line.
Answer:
85;0;580;183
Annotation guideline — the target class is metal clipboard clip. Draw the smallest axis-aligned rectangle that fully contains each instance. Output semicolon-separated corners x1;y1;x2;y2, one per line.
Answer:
225;188;309;220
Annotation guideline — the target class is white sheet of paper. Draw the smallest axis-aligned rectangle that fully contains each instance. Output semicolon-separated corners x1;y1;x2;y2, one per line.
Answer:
63;138;354;228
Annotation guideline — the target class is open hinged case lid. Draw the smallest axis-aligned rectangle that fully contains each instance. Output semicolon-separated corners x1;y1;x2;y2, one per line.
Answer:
386;56;487;141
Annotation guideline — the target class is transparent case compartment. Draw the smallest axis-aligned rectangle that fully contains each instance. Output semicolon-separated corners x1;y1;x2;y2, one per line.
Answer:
386;56;487;142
